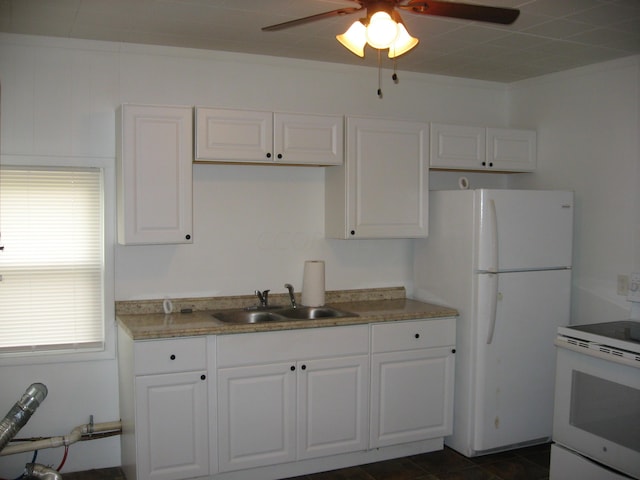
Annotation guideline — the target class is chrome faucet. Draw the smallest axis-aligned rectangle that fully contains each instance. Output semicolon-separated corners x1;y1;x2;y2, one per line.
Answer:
284;283;297;309
255;289;270;308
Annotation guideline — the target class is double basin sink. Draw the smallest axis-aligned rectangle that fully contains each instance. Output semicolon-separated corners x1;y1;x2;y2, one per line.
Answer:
213;306;358;324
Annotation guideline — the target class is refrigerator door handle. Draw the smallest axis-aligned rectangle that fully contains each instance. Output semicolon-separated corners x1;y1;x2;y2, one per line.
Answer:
487;199;499;273
486;273;499;344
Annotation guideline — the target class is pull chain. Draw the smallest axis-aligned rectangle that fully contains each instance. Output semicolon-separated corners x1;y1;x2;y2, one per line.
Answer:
377;49;383;98
393;58;399;84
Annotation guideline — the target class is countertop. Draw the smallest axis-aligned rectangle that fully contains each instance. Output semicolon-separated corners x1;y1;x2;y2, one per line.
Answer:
116;287;458;341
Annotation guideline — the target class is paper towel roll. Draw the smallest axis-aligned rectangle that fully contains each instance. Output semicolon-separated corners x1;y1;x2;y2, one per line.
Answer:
302;260;325;307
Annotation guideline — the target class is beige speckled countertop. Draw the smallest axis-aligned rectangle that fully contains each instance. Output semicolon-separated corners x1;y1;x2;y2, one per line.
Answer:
116;287;458;340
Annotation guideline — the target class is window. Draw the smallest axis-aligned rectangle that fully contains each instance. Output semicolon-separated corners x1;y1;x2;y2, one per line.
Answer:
0;167;104;354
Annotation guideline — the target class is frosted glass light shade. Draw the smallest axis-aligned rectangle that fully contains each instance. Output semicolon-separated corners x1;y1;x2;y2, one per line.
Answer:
336;20;367;57
388;23;419;58
365;11;399;49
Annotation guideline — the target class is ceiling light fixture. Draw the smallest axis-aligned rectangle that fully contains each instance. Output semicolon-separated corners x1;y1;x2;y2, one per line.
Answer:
336;8;418;59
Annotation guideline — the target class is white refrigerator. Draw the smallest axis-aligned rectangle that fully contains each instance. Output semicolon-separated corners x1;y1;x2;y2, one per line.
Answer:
414;189;573;457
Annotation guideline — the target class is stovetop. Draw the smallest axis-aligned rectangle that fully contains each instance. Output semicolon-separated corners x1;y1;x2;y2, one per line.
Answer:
558;320;640;355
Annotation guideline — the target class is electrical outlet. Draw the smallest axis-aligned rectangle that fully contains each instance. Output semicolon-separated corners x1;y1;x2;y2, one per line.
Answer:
628;272;640;302
618;274;629;296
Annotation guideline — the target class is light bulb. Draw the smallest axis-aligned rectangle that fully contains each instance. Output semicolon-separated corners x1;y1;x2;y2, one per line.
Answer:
388;22;419;58
336;20;367;57
366;11;399;49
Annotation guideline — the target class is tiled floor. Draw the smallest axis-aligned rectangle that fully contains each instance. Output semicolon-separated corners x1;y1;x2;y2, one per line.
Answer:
62;443;550;480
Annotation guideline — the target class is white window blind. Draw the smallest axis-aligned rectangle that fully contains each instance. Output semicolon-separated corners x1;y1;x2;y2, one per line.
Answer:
0;167;104;354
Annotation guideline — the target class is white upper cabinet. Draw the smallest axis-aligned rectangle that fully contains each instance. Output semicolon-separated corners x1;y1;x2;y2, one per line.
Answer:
430;123;536;172
486;127;537;172
117;104;193;245
430;123;486;170
325;116;429;239
195;108;343;165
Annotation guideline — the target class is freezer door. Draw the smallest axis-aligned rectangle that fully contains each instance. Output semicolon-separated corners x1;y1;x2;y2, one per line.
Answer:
476;190;573;272
472;269;571;453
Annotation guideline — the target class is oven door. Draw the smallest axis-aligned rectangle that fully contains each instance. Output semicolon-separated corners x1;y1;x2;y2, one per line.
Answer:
553;342;640;479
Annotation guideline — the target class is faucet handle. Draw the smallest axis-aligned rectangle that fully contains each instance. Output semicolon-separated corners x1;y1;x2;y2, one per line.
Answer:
284;284;297;309
255;289;270;307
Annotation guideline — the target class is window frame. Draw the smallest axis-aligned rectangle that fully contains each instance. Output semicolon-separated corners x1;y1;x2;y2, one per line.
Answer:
0;154;115;365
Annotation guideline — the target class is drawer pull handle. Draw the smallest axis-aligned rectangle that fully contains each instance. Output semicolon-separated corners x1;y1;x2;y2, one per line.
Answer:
415;333;420;339
170;354;176;360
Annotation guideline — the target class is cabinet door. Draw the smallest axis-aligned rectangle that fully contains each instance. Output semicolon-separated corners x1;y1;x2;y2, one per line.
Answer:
430;123;486;170
135;371;209;480
217;362;296;471
117;104;193;245
194;107;273;162
326;116;429;239
297;355;369;460
274;113;343;165
486;128;536;172
370;347;455;448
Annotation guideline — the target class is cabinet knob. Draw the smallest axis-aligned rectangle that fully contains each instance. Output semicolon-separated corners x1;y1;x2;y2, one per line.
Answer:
185;234;191;240
266;153;272;158
290;365;296;371
482;161;486;166
170;354;176;360
350;230;356;236
415;333;420;339
301;365;306;370
452;349;456;354
489;162;494;167
277;153;283;159
200;374;206;381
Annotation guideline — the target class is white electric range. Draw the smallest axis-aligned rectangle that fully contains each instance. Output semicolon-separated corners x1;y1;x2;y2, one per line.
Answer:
551;320;640;479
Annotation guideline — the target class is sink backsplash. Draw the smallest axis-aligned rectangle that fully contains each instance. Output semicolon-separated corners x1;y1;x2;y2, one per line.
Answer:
115;286;406;316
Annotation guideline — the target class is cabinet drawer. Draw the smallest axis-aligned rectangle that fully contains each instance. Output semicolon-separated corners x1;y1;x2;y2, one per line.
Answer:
134;337;207;375
217;324;368;367
371;318;455;353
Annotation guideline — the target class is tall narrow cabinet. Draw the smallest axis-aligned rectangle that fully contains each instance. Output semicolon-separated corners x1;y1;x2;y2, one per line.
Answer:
117;104;193;245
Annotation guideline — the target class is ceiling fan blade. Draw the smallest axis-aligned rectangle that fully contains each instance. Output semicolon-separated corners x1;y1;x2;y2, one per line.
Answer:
400;0;519;25
262;7;363;32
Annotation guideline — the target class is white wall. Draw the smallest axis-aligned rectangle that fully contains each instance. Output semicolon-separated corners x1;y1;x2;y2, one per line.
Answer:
508;56;640;324
0;33;508;475
2;32;636;475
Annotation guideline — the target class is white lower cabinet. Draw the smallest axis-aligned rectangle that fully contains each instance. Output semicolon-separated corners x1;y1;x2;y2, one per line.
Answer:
135;372;209;480
297;355;370;460
118;332;211;480
217;362;296;470
370;318;456;448
216;325;369;472
119;317;456;480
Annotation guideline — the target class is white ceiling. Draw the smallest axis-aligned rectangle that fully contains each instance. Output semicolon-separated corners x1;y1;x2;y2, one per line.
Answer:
1;0;639;82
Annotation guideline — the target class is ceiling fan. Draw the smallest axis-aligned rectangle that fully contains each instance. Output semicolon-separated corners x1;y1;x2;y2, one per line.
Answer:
262;1;520;97
263;0;520;34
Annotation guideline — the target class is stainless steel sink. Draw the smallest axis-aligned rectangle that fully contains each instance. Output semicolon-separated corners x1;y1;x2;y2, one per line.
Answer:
212;306;357;324
277;306;356;320
212;310;286;324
